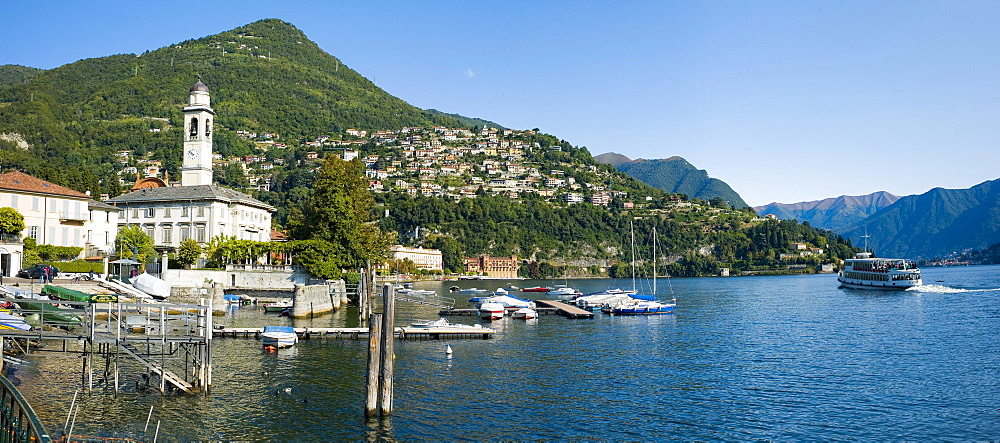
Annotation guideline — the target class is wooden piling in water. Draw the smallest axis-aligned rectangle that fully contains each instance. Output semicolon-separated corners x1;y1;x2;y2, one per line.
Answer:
364;313;382;418
378;283;395;416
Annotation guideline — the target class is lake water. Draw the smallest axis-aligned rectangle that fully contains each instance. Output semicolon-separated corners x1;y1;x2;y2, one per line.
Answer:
13;265;1000;440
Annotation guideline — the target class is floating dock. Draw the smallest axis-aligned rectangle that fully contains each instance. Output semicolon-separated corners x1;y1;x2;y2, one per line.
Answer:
439;300;594;319
214;326;495;340
533;300;595;319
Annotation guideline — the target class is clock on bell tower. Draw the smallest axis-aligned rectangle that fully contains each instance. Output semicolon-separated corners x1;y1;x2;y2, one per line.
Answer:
180;78;216;186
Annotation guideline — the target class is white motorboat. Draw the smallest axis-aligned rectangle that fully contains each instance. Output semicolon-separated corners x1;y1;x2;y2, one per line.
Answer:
546;285;581;299
263;299;293;313
512;308;537;320
261;326;298;348
481;294;536;309
478;301;505;320
411;318;484;330
459;287;488;295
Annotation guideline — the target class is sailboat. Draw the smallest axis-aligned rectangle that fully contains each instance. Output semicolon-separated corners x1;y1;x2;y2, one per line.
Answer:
604;223;676;315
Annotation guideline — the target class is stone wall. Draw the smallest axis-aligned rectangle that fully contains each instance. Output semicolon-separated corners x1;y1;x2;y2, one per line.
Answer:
290;281;346;318
164;268;309;297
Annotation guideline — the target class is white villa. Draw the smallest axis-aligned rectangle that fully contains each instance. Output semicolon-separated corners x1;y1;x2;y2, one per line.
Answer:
0;171;121;277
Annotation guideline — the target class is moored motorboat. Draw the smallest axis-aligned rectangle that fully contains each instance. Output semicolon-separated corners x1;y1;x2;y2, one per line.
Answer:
521;286;551;293
512;308;537;320
410;318;484;330
458;287;488;296
546;285;581;299
837;252;922;291
603;298;676;315
478;301;505;320
263;299;293;312
261;326;298;348
479;293;536;309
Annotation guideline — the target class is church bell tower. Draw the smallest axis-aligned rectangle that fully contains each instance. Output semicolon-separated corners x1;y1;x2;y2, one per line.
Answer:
180;79;216;186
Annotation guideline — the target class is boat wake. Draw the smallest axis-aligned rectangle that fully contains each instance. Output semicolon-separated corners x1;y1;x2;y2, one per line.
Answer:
910;284;1000;294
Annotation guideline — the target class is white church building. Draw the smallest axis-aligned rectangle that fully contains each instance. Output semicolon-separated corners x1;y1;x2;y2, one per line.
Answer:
106;80;275;249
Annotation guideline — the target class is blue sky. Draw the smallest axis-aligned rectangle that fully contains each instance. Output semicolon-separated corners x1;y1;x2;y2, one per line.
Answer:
3;1;999;206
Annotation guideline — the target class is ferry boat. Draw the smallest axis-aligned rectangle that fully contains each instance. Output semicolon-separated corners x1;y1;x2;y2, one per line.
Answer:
837;252;922;291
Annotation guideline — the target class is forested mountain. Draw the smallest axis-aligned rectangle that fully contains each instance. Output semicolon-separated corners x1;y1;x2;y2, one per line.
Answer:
0;65;42;88
424;109;505;130
840;179;1000;259
754;191;900;232
0;19;463;197
594;153;749;208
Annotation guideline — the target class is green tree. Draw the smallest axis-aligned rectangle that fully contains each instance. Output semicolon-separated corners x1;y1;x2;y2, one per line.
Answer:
176;238;203;268
115;225;156;263
0;207;25;237
288;157;391;277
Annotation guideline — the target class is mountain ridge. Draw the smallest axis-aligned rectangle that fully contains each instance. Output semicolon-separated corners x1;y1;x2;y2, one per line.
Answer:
594;152;748;208
754;191;900;232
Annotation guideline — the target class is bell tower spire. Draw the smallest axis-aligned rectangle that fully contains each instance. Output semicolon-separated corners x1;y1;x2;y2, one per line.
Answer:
180;76;216;186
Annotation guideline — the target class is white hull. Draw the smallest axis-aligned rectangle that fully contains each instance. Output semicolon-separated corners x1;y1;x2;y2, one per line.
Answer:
262;332;298;348
132;272;172;299
512;308;537;319
478;301;505;319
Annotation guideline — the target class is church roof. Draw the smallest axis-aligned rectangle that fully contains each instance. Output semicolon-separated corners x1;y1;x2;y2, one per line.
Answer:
190;80;209;93
105;184;275;212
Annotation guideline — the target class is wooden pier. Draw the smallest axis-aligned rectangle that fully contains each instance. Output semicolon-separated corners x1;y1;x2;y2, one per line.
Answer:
438;300;594;319
214;326;495;340
533;300;595;319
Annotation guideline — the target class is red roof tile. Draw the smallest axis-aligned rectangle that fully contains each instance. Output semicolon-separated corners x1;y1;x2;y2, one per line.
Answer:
0;171;90;199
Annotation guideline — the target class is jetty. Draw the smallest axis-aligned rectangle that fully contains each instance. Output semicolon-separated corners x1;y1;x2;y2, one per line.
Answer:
438;300;594;319
215;326;495;340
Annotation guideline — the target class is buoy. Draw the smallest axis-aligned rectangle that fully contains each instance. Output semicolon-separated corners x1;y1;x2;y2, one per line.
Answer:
445;344;453;355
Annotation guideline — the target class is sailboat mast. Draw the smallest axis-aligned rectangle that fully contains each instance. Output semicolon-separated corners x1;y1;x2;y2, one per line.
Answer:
630;220;636;293
653;226;657;295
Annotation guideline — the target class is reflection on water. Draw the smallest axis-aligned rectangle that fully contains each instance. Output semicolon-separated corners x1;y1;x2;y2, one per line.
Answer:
10;268;1000;440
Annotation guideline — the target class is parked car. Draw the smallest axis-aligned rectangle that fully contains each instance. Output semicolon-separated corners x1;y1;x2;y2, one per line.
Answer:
17;265;59;279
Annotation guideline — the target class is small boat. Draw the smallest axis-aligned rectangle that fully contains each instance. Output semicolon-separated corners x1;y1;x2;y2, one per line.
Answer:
13;298;82;328
411;318;484;330
504;285;520;292
411;318;452;328
261;326;298;348
458;287;488;295
546;285;581;299
512;308;537;320
0;311;31;331
479;294;536;309
838;252;922;291
449;285;460;292
469;288;513;303
478;301;505;320
521;286;551;292
604;299;676;315
132;272;172;299
403;282;414;289
263;299;293;312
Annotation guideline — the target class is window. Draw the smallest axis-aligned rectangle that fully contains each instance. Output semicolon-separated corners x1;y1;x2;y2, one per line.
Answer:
196;225;206;242
132;208;140;219
144;225;154;239
29;226;38;240
145;208;155;218
190;117;198;137
165;207;171;218
10;195;17;209
205;119;211;136
182;207;189;217
162;225;172;243
181;225;191;241
32;197;39;211
197;206;206;217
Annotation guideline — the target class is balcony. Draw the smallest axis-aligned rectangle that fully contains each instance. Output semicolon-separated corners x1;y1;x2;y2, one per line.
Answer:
0;234;22;244
58;211;88;222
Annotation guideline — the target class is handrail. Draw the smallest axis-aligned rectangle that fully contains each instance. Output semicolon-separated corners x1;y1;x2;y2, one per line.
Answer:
0;373;52;442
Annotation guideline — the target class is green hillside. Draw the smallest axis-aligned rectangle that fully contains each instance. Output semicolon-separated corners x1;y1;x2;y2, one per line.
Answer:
595;154;749;208
0;19;462;196
0;65;42;88
841;179;1000;259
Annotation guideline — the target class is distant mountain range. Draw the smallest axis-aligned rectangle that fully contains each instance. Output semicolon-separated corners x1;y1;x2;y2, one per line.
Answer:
754;191;900;232
840;179;1000;259
594;153;748;208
